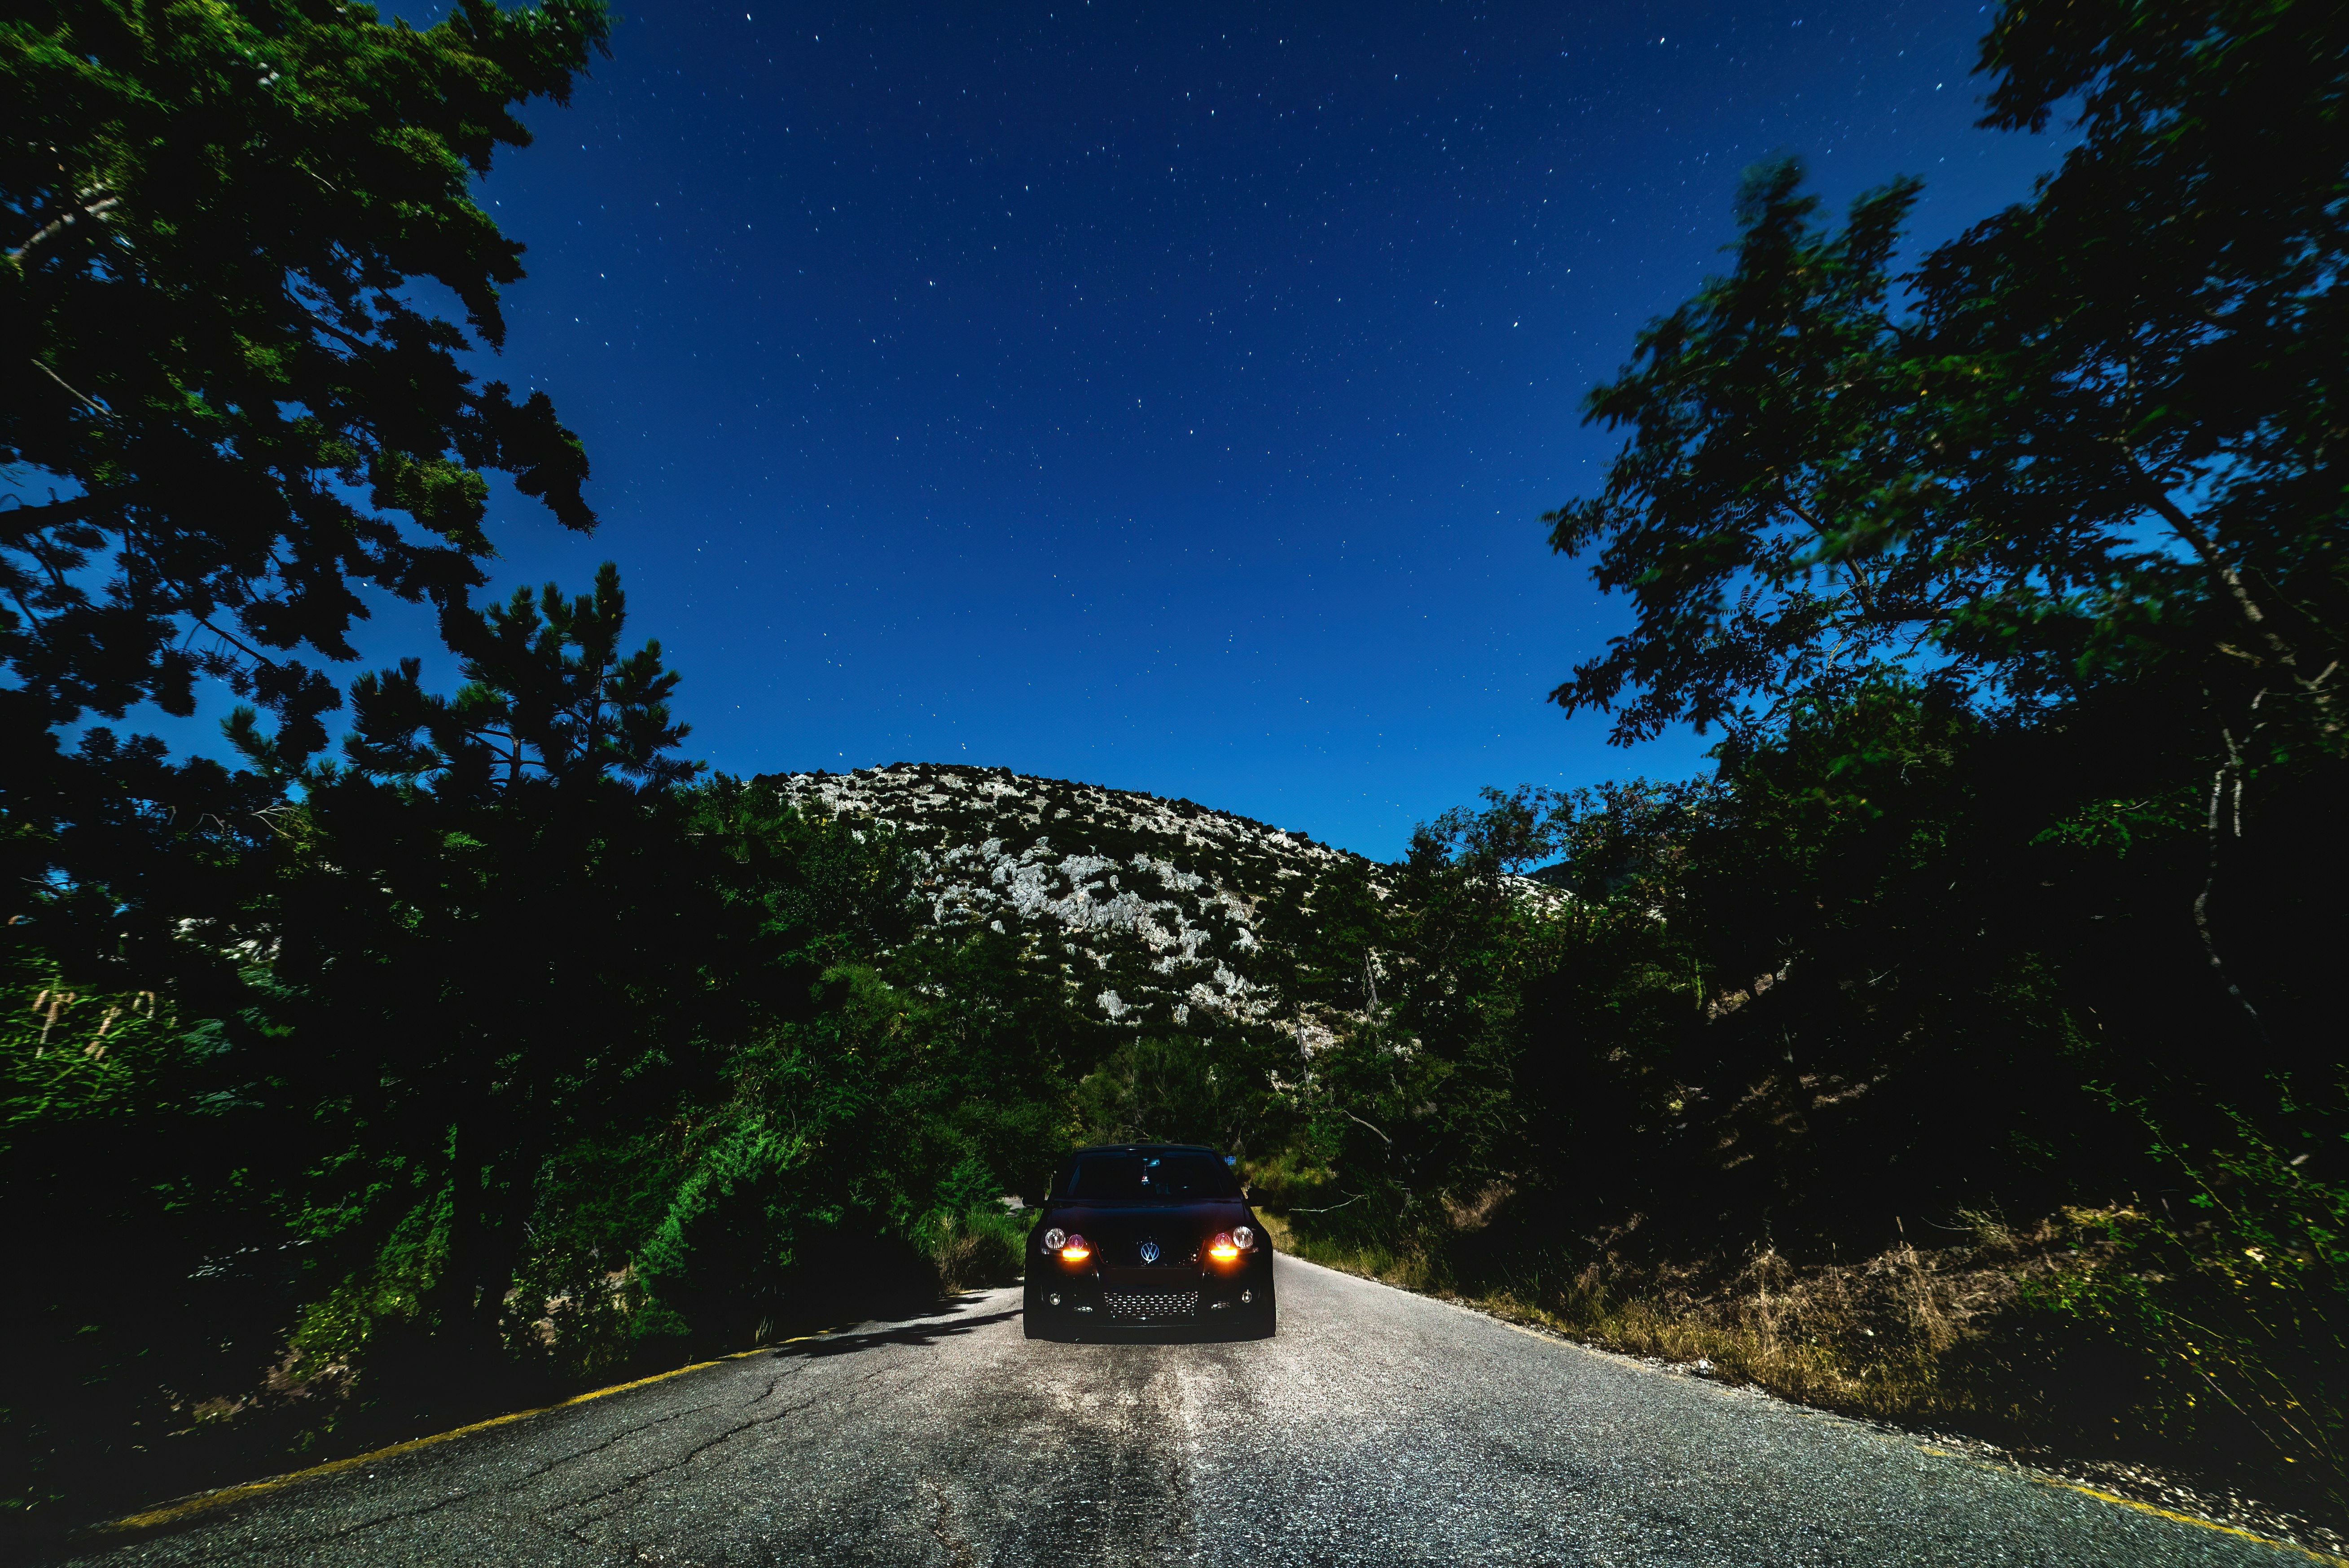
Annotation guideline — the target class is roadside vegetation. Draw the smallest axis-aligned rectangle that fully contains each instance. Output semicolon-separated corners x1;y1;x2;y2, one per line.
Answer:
1;0;1063;1529
1247;0;2349;1522
3;0;2343;1542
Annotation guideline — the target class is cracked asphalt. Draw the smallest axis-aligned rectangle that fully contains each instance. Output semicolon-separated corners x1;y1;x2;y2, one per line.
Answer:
45;1254;2318;1566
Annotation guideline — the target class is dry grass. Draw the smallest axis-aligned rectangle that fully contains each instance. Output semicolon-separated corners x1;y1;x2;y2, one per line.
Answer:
1261;1207;2120;1432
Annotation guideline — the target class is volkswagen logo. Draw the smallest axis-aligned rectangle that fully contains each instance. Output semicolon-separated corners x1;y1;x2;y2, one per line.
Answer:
1138;1241;1161;1264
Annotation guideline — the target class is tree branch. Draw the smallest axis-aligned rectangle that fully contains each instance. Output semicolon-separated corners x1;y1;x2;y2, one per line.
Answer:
29;359;111;420
8;189;122;267
286;290;378;357
2192;726;2267;1041
189;614;279;670
2127;460;2312;693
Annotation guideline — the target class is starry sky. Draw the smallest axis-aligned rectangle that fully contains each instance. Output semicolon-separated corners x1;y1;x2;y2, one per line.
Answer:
367;0;2072;859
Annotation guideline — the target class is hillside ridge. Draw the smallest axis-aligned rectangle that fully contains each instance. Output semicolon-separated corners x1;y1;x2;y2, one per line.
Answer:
752;762;1377;1032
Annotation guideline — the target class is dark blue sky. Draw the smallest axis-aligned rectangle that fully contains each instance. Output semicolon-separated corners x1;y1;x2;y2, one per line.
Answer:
372;0;2068;858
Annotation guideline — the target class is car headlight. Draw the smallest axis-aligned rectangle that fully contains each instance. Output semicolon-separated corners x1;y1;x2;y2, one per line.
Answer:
1042;1227;1066;1252
1207;1231;1241;1262
1059;1234;1092;1262
1233;1225;1255;1251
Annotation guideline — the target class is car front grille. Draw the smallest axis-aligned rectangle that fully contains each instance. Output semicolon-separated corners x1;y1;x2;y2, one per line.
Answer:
1103;1289;1199;1322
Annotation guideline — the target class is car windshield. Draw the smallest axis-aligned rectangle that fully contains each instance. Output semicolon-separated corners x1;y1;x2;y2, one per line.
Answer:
1061;1152;1238;1200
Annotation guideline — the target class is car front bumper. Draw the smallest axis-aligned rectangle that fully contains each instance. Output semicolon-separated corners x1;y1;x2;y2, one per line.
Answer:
1033;1259;1269;1323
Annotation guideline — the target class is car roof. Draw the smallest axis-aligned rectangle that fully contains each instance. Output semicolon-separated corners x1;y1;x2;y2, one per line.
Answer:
1064;1142;1221;1158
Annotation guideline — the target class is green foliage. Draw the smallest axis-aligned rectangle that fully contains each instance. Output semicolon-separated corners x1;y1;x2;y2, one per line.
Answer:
341;562;703;791
1;698;1127;1520
2020;1099;2349;1502
1551;5;2349;751
1484;2;2349;1510
631;939;1093;1346
1261;777;1700;1258
3;0;611;751
255;565;714;1350
1076;1033;1279;1154
0;954;176;1133
920;1206;1029;1295
1544;158;1932;745
636;1122;811;1345
1272;652;2343;1510
4;18;638;1504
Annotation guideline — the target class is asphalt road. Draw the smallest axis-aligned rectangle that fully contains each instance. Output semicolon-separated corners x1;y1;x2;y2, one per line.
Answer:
50;1254;2319;1567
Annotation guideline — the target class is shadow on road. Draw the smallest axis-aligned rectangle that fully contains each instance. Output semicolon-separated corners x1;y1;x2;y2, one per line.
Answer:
768;1296;1273;1357
769;1303;1024;1360
1041;1322;1273;1345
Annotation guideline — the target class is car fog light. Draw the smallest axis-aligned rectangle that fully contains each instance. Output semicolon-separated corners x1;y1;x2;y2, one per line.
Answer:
1049;1292;1062;1306
1240;1289;1253;1304
1233;1225;1254;1250
1042;1227;1066;1252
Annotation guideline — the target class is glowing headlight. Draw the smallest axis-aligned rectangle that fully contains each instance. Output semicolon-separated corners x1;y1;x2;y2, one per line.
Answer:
1207;1231;1241;1262
1233;1225;1255;1251
1042;1227;1067;1252
1059;1234;1092;1263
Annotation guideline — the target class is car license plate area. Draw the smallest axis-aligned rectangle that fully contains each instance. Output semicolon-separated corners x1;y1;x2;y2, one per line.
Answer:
1103;1289;1199;1322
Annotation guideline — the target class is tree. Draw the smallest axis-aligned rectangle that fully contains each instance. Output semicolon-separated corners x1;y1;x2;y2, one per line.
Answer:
2;0;610;786
1546;0;2349;1029
260;562;707;1349
1552;0;2347;744
335;561;701;794
1543;163;1935;747
1954;0;2349;740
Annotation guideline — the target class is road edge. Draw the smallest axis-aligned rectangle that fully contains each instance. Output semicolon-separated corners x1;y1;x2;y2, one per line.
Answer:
82;1331;839;1540
1273;1251;2349;1565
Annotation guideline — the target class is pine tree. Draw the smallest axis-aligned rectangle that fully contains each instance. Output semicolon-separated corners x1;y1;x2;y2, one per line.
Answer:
3;0;612;895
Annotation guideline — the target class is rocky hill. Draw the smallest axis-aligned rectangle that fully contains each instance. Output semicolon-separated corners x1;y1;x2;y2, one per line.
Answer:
753;762;1382;1036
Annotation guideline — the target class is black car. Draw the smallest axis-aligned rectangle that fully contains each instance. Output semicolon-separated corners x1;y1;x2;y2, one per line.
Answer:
1023;1143;1276;1339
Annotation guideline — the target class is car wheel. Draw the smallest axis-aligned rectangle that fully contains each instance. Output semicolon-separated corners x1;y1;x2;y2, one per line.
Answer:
1022;1287;1058;1340
1231;1297;1274;1340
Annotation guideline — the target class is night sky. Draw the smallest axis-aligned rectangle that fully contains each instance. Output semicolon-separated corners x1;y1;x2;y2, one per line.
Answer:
359;0;2070;858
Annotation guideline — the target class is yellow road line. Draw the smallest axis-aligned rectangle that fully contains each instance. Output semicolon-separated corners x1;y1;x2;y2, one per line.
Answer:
2040;1482;2348;1566
100;1281;2349;1566
98;1331;839;1535
1302;1260;2346;1565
